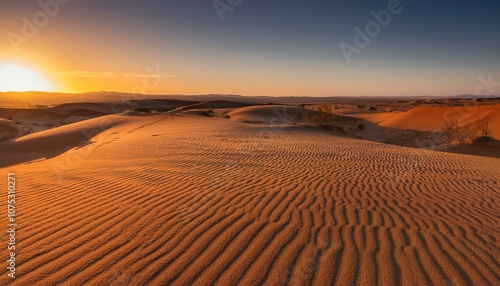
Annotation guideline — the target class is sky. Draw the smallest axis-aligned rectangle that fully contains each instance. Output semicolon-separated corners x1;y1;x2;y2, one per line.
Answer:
0;0;499;97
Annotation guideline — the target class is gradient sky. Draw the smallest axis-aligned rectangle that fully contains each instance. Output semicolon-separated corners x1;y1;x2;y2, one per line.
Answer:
1;0;499;97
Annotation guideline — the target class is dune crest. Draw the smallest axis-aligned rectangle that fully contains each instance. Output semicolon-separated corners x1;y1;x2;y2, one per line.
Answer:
0;114;140;167
356;105;500;138
227;105;305;124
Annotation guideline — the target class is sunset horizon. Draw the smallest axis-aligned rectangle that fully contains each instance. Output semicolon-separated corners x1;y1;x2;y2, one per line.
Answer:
2;1;499;97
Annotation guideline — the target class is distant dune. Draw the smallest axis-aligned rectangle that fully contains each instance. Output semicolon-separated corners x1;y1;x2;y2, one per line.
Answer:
354;105;500;139
47;103;128;116
227;105;307;124
0;118;27;142
0;114;138;167
178;100;253;111
0;107;67;121
0;107;81;138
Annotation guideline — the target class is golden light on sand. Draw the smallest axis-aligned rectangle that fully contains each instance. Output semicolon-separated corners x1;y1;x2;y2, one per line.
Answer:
0;64;55;92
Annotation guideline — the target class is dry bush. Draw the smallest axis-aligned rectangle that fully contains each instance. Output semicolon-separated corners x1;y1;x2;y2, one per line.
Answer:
301;105;341;126
475;117;490;137
443;117;491;145
300;105;367;136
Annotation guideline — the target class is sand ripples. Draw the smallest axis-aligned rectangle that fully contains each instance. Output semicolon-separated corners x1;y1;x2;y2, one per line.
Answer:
1;115;498;285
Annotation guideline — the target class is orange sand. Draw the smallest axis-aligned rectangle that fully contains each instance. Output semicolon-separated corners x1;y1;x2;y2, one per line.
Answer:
0;114;499;285
354;105;500;139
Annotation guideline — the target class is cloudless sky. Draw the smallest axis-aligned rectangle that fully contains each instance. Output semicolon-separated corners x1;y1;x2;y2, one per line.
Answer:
1;0;499;96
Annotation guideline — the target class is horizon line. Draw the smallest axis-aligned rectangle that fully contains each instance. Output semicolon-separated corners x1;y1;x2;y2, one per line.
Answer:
1;90;499;99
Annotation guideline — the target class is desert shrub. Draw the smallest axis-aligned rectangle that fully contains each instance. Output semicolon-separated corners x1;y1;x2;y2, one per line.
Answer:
443;119;472;144
475;117;490;137
302;105;340;126
442;118;491;145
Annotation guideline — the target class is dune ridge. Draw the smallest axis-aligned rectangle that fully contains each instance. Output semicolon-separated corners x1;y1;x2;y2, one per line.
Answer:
0;114;142;167
355;105;500;139
227;105;306;124
0;115;498;285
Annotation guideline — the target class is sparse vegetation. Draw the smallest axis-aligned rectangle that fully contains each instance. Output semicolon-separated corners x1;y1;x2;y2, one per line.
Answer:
299;105;369;136
475;117;490;137
301;105;341;126
443;119;474;144
442;117;491;145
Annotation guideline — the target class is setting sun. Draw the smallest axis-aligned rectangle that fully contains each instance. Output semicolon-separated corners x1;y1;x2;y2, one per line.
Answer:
0;64;54;92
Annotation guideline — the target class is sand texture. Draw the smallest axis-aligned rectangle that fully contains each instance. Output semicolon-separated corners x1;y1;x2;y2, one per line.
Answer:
0;114;498;285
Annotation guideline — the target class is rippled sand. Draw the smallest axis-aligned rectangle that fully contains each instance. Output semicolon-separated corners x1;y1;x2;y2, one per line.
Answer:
1;115;498;285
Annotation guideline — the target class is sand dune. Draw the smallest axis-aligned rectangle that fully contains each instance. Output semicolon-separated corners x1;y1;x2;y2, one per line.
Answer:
0;115;498;285
227;105;308;124
0;118;28;142
47;102;131;116
0;107;96;136
128;99;201;112
0;107;67;121
0;114;139;167
354;105;500;139
177;100;253;111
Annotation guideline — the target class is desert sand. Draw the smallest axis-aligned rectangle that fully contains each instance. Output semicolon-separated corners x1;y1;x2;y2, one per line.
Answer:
0;97;499;285
352;105;500;138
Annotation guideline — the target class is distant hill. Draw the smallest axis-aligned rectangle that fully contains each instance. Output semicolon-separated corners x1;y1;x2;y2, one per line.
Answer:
1;91;498;108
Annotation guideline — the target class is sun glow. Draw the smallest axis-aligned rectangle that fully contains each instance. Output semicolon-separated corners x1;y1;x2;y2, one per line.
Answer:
0;64;55;92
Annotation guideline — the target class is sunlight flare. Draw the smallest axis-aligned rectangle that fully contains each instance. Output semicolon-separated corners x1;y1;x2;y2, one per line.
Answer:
0;64;54;92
